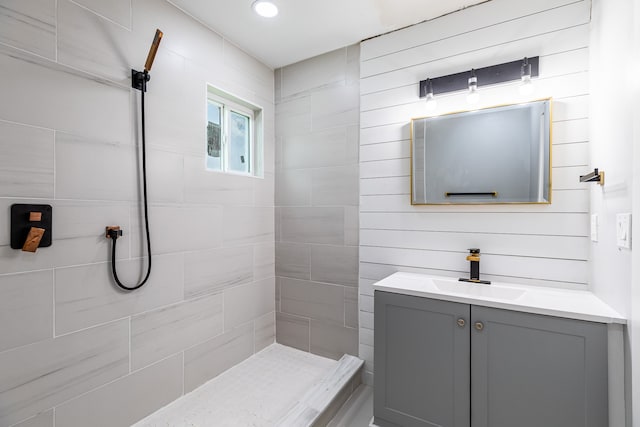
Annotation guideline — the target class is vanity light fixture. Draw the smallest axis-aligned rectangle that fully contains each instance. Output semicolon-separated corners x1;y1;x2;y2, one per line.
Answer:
424;78;437;111
252;0;278;17
419;56;539;101
519;57;535;96
466;69;480;105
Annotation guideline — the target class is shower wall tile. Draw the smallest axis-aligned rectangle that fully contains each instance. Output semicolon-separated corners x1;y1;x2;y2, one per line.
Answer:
280;207;344;245
275;95;311;137
310;320;358;360
346;44;360;84
184;322;254;392
311;165;359;206
254;311;276;352
183;155;254;205
131;204;223;256
281;48;346;98
224;277;275;330
253;172;275;207
131;0;224;76
55;131;137;201
0;270;53;352
70;0;131;29
139;52;204;156
310;84;359;131
222;206;274;246
184;245;253;299
281;128;349;169
0;120;54;198
275;242;310;280
0;320;129;427
55;354;182;427
344;206;359;246
253;241;276;281
345;287;359;328
147;148;184;203
0;232;130;275
52;200;130;240
55;253;184;335
276;311;310;352
222;39;274;100
275;169;311;206
279;277;345;324
0;49;132;142
0;0;56;60
13;409;53;427
131;292;224;370
57;0;135;86
0;0;274;420
275;46;359;357
310;245;359;287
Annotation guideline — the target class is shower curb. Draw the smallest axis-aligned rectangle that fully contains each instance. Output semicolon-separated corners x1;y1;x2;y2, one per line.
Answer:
275;354;364;427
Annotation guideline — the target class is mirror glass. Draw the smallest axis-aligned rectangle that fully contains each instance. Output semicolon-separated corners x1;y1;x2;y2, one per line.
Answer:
411;99;551;204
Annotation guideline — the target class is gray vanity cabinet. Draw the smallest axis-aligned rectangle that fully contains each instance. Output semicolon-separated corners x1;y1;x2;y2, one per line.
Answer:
471;305;608;427
374;291;471;427
374;291;609;427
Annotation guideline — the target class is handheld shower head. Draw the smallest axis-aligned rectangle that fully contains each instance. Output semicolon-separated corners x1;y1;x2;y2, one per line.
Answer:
132;29;163;92
144;29;163;72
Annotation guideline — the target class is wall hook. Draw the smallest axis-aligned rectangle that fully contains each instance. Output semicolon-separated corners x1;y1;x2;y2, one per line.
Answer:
579;168;605;186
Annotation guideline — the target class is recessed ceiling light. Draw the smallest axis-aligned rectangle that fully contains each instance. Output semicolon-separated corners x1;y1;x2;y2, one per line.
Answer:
252;0;278;18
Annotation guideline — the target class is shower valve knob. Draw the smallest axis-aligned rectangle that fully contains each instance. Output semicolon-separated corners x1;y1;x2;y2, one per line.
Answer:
106;226;123;239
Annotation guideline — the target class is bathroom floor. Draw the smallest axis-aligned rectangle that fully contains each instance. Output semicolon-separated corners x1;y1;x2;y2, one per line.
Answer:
132;344;336;427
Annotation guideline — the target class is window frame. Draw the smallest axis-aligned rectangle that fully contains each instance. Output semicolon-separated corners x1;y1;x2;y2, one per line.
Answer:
206;85;263;178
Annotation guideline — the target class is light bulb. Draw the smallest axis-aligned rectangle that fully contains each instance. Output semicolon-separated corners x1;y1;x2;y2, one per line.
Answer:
424;78;437;111
519;57;535;96
252;0;278;17
519;75;535;96
466;89;480;105
425;93;437;112
467;71;479;105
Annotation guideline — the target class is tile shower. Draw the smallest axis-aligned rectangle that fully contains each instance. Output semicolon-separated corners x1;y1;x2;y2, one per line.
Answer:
0;0;276;425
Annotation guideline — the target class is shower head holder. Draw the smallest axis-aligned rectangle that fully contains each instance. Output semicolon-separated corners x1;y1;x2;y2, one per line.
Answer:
131;69;150;92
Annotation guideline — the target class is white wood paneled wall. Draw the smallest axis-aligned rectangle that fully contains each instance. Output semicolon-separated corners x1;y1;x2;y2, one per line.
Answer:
358;0;592;383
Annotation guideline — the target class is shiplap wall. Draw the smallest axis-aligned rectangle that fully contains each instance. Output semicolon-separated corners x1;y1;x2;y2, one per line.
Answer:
358;0;592;383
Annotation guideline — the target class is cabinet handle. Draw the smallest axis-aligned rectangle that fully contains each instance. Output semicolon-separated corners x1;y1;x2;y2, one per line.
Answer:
457;318;466;328
474;321;484;331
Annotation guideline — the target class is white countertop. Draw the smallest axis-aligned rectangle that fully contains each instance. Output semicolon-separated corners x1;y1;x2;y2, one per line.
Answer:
373;272;626;324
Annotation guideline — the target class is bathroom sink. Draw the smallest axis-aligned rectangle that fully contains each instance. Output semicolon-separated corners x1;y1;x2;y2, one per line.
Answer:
433;279;525;301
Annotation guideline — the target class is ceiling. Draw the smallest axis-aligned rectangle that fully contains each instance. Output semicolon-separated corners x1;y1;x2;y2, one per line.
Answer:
168;0;487;69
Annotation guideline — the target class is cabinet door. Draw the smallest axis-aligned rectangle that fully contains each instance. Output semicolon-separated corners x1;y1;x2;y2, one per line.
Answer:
374;291;470;427
471;306;608;427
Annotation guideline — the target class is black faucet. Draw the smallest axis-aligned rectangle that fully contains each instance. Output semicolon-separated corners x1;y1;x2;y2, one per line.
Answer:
459;248;491;284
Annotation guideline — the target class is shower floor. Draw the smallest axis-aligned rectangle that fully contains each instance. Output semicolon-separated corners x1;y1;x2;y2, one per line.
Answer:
132;344;353;427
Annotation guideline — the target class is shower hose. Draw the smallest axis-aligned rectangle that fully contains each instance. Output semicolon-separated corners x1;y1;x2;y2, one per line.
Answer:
107;71;152;291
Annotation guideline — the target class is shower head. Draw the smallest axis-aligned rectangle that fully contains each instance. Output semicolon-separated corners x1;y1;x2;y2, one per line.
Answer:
144;29;163;72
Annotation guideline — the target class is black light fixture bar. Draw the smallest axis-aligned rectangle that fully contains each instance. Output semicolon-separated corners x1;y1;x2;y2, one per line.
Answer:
419;56;539;98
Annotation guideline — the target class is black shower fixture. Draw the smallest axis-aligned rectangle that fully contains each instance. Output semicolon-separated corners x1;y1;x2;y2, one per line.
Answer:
106;29;163;292
132;29;163;92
